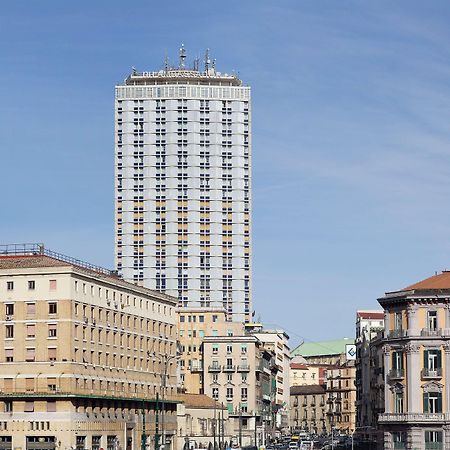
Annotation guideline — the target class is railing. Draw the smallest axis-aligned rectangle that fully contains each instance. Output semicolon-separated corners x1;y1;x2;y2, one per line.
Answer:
388;369;405;380
222;365;236;372
237;364;250;372
190;363;203;372
425;443;443;450
388;329;407;339
208;365;221;372
421;368;443;379
421;328;442;337
379;413;445;423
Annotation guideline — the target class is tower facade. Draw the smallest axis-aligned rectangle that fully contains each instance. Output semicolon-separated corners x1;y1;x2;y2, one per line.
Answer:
115;48;251;322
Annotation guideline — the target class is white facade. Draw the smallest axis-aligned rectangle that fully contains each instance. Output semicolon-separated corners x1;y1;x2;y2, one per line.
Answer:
115;51;252;322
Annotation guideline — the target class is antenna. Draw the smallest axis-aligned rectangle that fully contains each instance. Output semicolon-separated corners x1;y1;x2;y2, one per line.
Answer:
212;58;216;71
164;51;169;73
131;66;137;75
193;56;200;72
179;44;186;69
204;48;210;73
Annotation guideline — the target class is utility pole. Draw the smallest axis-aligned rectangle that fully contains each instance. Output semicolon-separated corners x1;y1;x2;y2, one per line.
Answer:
254;411;257;447
213;402;217;450
155;392;160;450
142;399;147;450
238;406;242;448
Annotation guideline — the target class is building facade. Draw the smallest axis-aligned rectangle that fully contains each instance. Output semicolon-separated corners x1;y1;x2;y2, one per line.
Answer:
0;244;178;450
176;307;244;394
289;385;327;434
325;363;357;434
114;47;252;322
202;335;276;446
378;271;450;450
355;310;385;447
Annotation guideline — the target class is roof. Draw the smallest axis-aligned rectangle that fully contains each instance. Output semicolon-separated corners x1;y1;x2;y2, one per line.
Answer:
290;385;325;396
290;363;308;370
357;311;384;320
403;271;450;291
291;338;354;358
175;393;224;409
0;254;177;305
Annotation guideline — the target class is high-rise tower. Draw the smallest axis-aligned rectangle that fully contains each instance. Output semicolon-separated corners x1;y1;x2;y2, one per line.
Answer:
115;47;251;322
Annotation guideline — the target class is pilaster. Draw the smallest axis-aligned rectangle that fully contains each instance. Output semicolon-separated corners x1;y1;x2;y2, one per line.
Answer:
406;304;418;336
383;344;392;413
444;342;450;414
405;342;420;412
407;426;423;450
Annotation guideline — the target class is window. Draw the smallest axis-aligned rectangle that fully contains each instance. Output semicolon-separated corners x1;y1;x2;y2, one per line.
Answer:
226;345;233;354
48;347;56;361
212;387;219;399
4;401;12;412
6;282;13;291
394;390;404;413
4;348;13;362
28;280;35;290
48;303;57;314
180;316;185;323
241;344;247;354
5;304;14;316
24;401;34;412
212;373;218;383
48;324;57;338
47;401;56;412
212;345;219;355
226;387;233;399
49;279;57;290
199;330;204;338
5;325;13;339
392;351;404;370
423;391;442;413
25;348;35;362
427;311;438;331
241;373;247;383
394;312;402;330
26;303;36;316
425;431;442;450
424;349;442;372
26;324;36;338
241;387;248;400
199;315;204;323
227;373;233;383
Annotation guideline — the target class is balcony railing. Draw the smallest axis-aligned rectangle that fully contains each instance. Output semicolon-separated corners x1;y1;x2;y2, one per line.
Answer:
421;368;442;379
388;369;405;380
222;365;236;372
421;328;442;337
237;364;250;372
388;329;407;339
379;413;445;423
208;365;221;372
190;363;203;372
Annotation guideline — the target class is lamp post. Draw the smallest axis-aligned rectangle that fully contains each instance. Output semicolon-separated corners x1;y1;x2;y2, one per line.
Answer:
152;352;178;450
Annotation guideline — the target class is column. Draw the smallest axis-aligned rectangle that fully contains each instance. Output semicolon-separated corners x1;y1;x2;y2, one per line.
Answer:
406;304;418;337
444;342;450;415
405;342;421;413
384;310;390;338
383;344;392;413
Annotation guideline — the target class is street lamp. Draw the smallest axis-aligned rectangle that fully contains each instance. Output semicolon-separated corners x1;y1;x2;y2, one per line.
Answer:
151;351;179;450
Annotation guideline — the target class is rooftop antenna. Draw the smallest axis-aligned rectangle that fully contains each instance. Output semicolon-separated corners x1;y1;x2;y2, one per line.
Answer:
212;58;216;72
193;56;200;72
204;48;210;73
179;44;186;69
164;50;169;73
131;66;137;75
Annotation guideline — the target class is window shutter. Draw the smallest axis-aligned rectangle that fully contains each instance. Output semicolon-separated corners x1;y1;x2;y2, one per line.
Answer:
437;350;442;369
437;393;443;413
423;393;429;413
424;350;429;369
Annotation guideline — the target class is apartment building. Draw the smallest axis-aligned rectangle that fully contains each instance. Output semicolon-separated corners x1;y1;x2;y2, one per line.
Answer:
114;47;252;322
377;271;450;450
290;361;329;387
289;385;327;434
0;244;177;450
355;310;385;447
176;307;244;394
202;335;277;446
245;324;290;430
291;338;353;366
325;363;357;434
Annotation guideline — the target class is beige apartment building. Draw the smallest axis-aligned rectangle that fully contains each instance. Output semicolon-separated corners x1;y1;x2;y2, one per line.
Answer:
377;270;450;450
325;363;357;434
0;244;178;450
176;308;244;394
202;334;277;446
289;385;327;434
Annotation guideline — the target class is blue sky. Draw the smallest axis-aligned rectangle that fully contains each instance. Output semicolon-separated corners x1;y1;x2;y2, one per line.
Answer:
1;1;450;346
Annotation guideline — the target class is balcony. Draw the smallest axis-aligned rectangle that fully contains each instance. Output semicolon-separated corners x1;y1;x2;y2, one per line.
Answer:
208;365;221;372
190;363;203;373
388;369;405;380
222;365;236;372
237;364;250;372
421;328;442;337
421;368;443;379
378;413;445;424
388;329;407;339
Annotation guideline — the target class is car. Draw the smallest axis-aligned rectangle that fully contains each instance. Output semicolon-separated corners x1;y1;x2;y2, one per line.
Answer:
288;442;298;450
